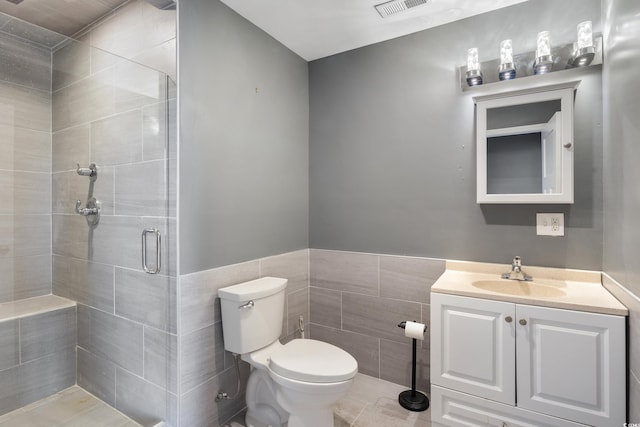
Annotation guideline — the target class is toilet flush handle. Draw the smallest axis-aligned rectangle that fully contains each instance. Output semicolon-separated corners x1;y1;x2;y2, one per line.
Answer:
239;301;254;310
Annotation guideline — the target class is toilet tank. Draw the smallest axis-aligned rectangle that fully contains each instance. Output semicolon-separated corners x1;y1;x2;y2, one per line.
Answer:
218;277;287;354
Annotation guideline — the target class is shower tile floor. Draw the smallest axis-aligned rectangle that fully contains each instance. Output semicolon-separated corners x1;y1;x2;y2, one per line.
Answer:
223;373;432;427
0;386;140;427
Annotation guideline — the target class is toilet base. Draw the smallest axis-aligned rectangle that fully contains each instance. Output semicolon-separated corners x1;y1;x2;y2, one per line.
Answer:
287;408;334;427
245;368;288;427
245;403;285;427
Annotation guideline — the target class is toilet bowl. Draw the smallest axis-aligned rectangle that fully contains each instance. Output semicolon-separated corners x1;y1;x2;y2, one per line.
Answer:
218;277;358;427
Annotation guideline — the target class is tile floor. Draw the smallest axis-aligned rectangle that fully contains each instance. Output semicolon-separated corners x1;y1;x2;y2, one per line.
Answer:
0;386;140;427
0;374;431;427
224;374;432;427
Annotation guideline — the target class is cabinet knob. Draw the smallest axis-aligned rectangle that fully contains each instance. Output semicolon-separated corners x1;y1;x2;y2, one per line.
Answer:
505;316;513;323
564;142;573;149
519;319;527;326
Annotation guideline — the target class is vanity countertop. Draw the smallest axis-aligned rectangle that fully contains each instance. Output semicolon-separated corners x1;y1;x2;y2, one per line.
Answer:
432;260;628;316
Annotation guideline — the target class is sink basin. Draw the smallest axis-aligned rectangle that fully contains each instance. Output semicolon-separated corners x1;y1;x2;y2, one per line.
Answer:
472;280;566;298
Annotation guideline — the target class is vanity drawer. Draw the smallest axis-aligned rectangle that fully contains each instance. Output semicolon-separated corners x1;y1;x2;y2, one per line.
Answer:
431;385;587;427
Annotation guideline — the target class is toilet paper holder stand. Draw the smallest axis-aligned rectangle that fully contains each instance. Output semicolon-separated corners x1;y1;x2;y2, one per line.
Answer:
397;321;429;412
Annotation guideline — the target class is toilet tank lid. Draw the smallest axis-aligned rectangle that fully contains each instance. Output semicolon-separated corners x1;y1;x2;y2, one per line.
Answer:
218;277;287;302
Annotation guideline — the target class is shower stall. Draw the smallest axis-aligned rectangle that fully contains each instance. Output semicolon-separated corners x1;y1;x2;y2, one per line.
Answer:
0;3;176;425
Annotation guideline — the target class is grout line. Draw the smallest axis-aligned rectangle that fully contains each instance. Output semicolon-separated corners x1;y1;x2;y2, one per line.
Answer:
141;325;145;379
140;108;145;161
378;338;381;379
340;290;343;331
113;265;116;315
0;168;53;174
114;366;117;410
350;402;370;427
377;255;380;297
18;319;22;365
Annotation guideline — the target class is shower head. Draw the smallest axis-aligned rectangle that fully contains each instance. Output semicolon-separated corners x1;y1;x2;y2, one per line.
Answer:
144;0;175;9
4;0;25;4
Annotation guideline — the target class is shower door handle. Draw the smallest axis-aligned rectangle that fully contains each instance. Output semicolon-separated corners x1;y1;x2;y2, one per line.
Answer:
142;228;161;274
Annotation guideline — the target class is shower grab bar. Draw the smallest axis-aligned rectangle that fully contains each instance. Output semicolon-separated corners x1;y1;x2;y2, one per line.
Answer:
142;228;161;274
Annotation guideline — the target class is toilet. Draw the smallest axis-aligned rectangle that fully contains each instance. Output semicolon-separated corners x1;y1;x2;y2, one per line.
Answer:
218;277;358;427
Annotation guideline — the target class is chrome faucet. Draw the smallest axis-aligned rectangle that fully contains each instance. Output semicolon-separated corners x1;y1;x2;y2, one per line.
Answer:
502;256;532;281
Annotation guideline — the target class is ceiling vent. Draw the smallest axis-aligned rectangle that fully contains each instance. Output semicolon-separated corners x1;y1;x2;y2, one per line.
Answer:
375;0;429;18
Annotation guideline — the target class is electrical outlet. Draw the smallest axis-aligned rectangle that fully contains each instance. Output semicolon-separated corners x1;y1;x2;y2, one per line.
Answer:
536;213;564;236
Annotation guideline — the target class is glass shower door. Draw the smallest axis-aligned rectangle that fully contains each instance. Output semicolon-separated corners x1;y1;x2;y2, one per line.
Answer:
51;39;177;426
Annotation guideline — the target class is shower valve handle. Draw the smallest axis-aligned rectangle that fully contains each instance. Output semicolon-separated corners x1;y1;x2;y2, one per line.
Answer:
75;199;99;216
75;198;101;227
77;163;98;181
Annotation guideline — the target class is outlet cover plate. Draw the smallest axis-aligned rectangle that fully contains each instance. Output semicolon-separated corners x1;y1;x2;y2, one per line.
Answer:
536;213;564;236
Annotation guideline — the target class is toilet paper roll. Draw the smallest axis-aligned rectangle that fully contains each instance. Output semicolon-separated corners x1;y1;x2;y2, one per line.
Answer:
404;321;426;340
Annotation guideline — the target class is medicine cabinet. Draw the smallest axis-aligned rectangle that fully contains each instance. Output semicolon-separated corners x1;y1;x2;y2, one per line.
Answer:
474;82;578;204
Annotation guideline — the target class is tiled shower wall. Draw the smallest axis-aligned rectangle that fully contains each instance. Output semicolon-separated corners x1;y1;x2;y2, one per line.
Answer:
178;249;310;427
0;27;52;303
50;2;178;424
309;249;445;392
0;18;77;416
78;0;176;82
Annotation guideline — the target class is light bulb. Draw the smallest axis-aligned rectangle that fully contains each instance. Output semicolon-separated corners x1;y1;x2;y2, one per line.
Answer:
498;39;516;80
467;48;479;72
465;47;483;86
536;31;551;58
571;20;595;67
500;40;513;65
534;31;553;74
577;21;593;49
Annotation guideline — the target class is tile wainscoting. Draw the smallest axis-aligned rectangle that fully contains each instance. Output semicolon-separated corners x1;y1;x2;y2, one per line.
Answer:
309;249;444;392
178;249;310;427
182;248;444;426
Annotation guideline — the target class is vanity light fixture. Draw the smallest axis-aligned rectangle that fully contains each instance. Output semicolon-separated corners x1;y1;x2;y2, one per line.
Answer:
498;39;516;80
570;21;595;67
465;47;483;86
534;31;553;75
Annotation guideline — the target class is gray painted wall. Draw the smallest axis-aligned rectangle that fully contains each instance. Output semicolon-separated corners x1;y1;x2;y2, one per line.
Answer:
309;0;603;270
179;0;309;274
602;0;640;421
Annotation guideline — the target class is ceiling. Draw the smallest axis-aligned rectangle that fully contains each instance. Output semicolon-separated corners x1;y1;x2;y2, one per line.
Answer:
221;0;529;61
0;0;528;59
0;0;129;37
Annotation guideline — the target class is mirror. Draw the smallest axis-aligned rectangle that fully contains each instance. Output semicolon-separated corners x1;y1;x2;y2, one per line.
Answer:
474;83;577;203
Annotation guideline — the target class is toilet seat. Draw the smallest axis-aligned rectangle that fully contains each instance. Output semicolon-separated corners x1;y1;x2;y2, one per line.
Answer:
269;339;358;383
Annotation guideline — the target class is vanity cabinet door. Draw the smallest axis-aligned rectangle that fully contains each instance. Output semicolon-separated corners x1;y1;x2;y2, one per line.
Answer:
515;304;626;427
431;293;516;405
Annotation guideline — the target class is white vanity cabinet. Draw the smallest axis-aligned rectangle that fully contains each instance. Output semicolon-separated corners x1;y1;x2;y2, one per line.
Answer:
431;292;626;427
